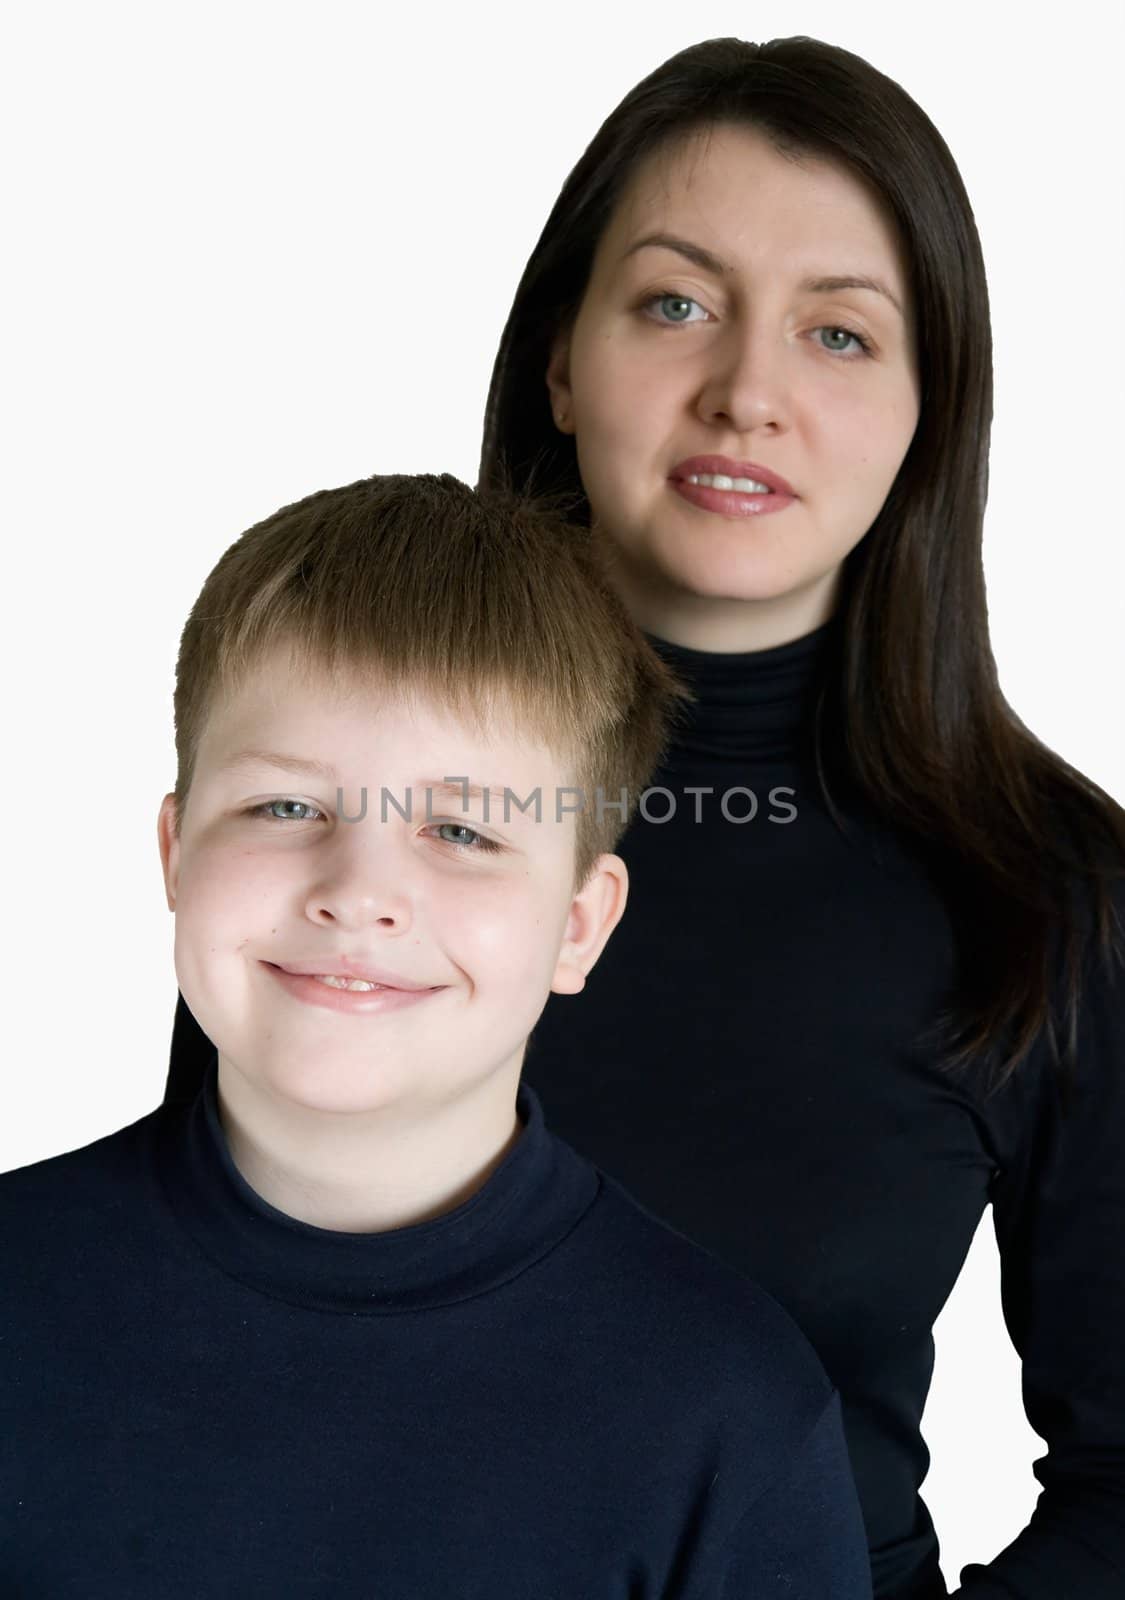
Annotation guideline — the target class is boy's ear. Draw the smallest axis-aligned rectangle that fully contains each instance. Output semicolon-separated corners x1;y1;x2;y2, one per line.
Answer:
550;854;629;997
545;327;576;436
157;793;181;912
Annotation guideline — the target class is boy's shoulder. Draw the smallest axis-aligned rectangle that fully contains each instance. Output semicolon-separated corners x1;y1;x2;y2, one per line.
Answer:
1;1104;158;1188
559;1152;834;1431
0;1105;162;1258
2;1101;835;1444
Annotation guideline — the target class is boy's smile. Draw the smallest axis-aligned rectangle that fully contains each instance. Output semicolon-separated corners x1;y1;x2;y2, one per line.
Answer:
157;642;627;1229
264;959;447;1011
262;956;448;1013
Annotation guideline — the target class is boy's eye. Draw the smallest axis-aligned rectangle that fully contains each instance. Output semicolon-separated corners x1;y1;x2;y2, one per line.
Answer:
238;805;500;851
245;799;326;823
430;822;502;854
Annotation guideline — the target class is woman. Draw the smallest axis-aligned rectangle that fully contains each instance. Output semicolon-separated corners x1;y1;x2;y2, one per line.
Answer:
167;35;1125;1599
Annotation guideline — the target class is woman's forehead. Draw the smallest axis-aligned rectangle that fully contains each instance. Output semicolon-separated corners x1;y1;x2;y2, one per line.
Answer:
608;123;908;252
598;123;910;302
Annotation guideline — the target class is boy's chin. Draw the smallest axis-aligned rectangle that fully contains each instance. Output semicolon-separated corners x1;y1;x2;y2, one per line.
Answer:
219;1051;420;1116
216;1050;520;1121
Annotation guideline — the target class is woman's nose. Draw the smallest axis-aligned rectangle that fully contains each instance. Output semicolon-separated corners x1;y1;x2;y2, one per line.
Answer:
695;322;792;436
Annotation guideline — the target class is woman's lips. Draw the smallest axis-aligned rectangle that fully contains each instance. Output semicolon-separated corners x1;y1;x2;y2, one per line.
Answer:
669;455;798;517
263;961;446;1016
670;477;796;517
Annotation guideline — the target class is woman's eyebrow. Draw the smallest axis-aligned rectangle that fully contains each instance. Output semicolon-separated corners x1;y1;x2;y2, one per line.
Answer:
621;232;904;317
621;232;727;275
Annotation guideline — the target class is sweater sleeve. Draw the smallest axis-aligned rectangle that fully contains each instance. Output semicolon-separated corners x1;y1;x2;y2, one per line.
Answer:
717;1389;872;1598
955;894;1125;1597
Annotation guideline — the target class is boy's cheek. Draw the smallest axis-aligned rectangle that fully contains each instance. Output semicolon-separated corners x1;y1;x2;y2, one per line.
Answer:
177;840;290;900
172;867;291;957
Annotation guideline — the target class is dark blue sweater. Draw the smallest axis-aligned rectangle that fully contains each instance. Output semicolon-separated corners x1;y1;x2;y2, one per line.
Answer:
1;1062;871;1597
165;620;1125;1598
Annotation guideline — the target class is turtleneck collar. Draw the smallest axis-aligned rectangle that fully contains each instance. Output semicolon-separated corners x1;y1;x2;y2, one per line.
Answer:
152;1060;599;1316
644;616;840;764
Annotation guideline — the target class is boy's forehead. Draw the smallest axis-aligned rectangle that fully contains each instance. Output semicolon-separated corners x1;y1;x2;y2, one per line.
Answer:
200;649;577;783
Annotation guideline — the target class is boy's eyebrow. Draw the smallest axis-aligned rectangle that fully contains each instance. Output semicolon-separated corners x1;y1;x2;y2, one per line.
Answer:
621;231;904;316
218;759;526;812
422;781;528;811
220;749;338;780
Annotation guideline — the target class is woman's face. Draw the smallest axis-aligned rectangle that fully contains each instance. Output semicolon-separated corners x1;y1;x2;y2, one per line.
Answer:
547;122;921;650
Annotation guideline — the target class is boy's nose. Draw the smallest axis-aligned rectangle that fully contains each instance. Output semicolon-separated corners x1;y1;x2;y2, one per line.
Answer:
303;830;416;933
304;886;414;933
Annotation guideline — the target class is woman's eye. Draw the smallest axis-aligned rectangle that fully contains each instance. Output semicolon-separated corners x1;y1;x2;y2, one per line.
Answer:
430;822;502;854
816;325;873;358
246;799;326;823
641;294;872;359
642;292;709;326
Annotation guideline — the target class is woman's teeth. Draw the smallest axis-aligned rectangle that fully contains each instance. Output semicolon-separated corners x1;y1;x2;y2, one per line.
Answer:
686;473;773;492
312;974;387;992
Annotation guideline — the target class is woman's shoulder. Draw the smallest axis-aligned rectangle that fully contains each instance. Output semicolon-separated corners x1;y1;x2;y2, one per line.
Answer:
977;849;1125;1171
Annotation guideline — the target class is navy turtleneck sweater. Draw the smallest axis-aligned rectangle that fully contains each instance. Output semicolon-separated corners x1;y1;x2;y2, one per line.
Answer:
161;619;1125;1598
1;1059;874;1595
517;621;1125;1599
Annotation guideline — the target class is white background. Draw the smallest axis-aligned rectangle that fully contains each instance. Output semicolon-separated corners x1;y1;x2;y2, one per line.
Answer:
2;1;1122;1587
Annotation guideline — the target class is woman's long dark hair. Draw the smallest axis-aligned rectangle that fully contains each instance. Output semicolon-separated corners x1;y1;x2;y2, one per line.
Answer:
479;35;1125;1097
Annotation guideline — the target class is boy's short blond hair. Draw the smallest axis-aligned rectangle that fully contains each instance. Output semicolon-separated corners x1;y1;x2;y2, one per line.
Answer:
172;473;692;889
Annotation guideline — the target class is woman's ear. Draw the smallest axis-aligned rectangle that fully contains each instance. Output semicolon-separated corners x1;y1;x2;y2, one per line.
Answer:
545;328;576;435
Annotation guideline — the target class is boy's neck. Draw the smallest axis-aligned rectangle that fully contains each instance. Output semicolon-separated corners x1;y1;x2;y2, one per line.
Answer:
214;1057;526;1233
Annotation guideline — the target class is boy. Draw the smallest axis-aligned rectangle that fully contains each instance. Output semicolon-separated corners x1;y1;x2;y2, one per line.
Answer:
1;474;871;1596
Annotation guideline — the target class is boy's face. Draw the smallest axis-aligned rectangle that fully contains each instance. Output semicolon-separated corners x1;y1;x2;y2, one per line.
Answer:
158;646;627;1118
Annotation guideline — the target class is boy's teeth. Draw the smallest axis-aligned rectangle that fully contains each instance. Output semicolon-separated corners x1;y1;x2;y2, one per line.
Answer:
312;974;385;992
687;473;773;492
